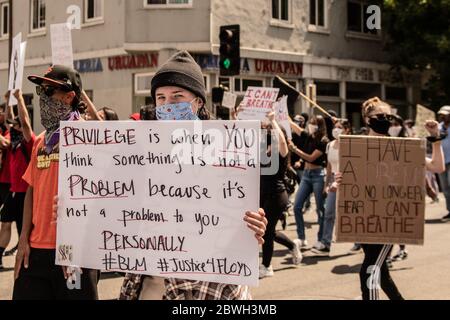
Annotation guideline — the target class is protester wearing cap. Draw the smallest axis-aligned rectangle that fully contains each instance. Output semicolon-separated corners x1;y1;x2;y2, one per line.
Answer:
13;65;98;300
119;51;267;301
438;105;450;222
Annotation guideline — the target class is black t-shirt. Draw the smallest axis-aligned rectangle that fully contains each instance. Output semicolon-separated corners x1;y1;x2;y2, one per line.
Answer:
299;131;328;167
260;152;288;195
291;132;307;164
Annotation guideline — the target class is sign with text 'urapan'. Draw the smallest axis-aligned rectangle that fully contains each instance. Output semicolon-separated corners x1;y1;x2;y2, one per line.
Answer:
56;121;261;286
337;136;426;245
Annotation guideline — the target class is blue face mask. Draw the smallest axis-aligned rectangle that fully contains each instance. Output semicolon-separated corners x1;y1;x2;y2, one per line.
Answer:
156;100;200;121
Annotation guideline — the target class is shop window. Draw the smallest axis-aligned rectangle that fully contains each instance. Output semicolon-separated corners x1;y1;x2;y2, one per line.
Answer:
346;82;381;101
386;86;407;101
135;73;154;95
316;81;339;97
234;78;264;94
271;78;299;91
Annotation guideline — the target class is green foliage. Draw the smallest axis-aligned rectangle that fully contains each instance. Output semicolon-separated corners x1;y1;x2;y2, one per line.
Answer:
383;0;450;107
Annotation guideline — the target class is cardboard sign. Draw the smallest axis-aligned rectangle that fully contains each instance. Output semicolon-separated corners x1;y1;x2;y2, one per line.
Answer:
336;135;426;245
51;23;74;68
415;104;436;138
8;34;26;106
274;96;292;140
238;87;279;121
222;92;237;109
56;121;261;287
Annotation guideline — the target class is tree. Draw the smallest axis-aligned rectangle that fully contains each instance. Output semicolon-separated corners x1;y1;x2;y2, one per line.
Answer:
383;0;450;108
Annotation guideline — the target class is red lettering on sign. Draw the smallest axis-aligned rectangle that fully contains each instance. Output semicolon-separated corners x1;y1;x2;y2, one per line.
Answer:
254;59;303;76
108;53;159;71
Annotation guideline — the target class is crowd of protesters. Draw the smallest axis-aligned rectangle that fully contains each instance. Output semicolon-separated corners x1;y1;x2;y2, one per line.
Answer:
0;51;448;301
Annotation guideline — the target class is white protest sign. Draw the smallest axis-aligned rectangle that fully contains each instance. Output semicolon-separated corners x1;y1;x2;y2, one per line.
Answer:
238;87;280;121
56;121;261;287
51;23;74;68
8;34;26;106
416;104;436;138
222;92;237;109
274;96;292;140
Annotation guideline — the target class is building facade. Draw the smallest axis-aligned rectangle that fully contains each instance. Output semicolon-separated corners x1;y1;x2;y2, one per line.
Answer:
0;0;422;132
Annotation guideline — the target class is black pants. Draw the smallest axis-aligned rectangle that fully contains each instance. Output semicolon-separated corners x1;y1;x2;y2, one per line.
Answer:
261;191;293;268
13;248;98;300
360;244;404;300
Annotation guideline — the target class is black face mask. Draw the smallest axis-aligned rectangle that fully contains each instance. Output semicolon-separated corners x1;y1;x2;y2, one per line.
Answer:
368;117;391;135
10;127;23;150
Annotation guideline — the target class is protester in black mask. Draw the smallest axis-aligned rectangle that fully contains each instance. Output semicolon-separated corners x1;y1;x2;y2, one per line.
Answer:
336;97;444;301
13;65;99;300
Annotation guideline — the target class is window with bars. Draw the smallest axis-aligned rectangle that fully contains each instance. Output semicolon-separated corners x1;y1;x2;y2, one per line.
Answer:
31;0;46;32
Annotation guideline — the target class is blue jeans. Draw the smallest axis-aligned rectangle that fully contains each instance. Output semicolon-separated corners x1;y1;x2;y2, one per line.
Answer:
294;168;325;241
322;188;336;248
439;163;450;213
296;169;311;210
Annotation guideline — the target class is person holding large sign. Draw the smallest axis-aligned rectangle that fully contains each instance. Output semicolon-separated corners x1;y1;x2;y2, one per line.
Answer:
338;97;444;300
12;66;99;300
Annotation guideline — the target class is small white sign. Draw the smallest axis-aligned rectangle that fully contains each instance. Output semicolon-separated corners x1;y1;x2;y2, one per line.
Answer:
51;23;74;68
222;92;237;109
8;34;26;106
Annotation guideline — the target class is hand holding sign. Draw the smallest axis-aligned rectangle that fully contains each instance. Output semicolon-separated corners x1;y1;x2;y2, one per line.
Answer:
424;120;439;137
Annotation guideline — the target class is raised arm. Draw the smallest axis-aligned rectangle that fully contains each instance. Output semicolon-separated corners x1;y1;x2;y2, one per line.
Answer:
14;90;33;142
425;120;445;174
81;90;102;121
268;111;289;158
4;91;15;122
289;116;304;136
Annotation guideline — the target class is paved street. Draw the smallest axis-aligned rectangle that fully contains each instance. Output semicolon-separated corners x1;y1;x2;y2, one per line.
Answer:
1;195;449;300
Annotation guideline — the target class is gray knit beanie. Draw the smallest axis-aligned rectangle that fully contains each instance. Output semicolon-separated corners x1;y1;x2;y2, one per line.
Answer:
151;51;207;104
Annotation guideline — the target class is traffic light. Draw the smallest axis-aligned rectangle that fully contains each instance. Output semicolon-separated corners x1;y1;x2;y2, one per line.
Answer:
219;25;240;76
212;86;226;104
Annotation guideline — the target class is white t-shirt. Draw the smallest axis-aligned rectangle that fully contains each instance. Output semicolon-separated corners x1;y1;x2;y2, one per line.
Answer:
326;140;339;174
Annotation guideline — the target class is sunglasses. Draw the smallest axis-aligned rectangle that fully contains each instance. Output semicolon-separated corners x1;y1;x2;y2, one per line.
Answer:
36;85;71;97
369;113;395;122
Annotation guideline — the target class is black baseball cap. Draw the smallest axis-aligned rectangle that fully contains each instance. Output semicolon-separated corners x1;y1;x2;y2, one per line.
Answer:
7;116;21;127
28;65;82;97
